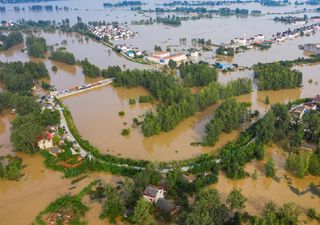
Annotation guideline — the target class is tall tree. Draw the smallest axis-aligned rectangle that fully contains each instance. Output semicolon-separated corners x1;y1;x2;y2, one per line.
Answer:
226;188;247;211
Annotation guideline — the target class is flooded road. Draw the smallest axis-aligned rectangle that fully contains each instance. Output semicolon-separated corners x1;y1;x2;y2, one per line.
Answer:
0;153;123;225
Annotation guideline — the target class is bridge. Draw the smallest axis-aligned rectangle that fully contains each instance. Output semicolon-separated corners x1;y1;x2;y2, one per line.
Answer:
52;78;114;99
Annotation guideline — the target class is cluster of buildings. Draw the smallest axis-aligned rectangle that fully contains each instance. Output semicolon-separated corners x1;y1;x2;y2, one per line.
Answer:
0;21;14;28
88;24;137;40
115;44;144;58
273;23;320;42
290;95;320;120
231;34;266;47
146;51;187;64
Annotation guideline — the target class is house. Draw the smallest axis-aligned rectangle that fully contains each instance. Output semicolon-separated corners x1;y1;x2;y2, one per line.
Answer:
146;52;187;64
313;95;320;104
156;198;177;214
303;43;320;55
143;185;165;202
37;131;53;150
126;51;135;58
303;102;317;111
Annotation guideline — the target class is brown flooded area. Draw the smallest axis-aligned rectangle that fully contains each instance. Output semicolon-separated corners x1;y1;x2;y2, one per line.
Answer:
0;110;15;156
64;61;318;161
63;85;256;161
0;153;123;225
212;144;320;221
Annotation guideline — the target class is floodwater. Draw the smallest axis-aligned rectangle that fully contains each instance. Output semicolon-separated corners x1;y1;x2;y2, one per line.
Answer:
0;153;123;225
212;145;320;223
0;110;15;156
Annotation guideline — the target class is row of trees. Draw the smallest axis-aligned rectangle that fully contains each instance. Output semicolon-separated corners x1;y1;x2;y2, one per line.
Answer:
0;31;23;51
113;67;252;137
179;63;218;87
198;78;252;110
49;48;76;65
253;62;303;90
203;98;249;146
80;58;101;77
286;151;320;178
26;35;47;58
0;61;49;94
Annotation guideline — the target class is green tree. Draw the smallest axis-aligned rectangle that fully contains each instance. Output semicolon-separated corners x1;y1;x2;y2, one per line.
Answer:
15;96;41;116
265;95;270;104
285;152;311;178
26;35;47;58
11;113;44;153
132;198;155;225
256;110;276;143
5;159;22;180
100;184;123;223
41;109;60;126
184;188;230;225
308;153;320;176
226;188;247;211
265;157;276;178
168;59;177;69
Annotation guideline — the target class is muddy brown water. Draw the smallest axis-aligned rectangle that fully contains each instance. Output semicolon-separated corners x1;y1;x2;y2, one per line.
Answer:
212;144;320;224
0;153;123;225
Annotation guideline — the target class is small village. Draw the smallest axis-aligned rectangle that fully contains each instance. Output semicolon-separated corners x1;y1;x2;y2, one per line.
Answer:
88;24;137;40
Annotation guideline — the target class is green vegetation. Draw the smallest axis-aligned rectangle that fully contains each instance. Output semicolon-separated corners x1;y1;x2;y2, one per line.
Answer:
226;188;247;211
0;31;23;51
0;156;23;181
33;180;98;225
80;58;101;77
216;46;235;56
118;111;125;116
26;35;47;58
285;151;320;178
138;95;152;103
0;61;49;94
100;184;123;223
49;48;76;65
203;98;249;146
129;98;136;105
51;65;57;71
307;208;320;222
179;63;218;87
265;157;276;178
253;62;303;90
132;197;155;225
113;67;251;137
198;78;252;110
121;128;130;136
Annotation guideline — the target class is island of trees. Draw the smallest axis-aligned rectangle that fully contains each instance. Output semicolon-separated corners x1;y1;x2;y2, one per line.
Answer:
253;62;303;90
49;48;76;65
0;31;23;51
26;35;47;58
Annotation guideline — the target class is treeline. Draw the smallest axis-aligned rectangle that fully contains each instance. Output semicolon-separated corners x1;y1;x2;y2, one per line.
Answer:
253;62;303;90
203;98;249;146
49;48;76;65
0;32;23;51
113;69;197;136
156;16;182;26
103;1;144;7
113;66;252;136
80;58;101;77
0;61;49;94
179;63;218;87
216;46;235;56
26;35;47;58
198;78;252;110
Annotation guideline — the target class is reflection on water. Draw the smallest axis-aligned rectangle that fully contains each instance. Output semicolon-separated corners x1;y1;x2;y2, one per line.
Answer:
212;145;320;217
